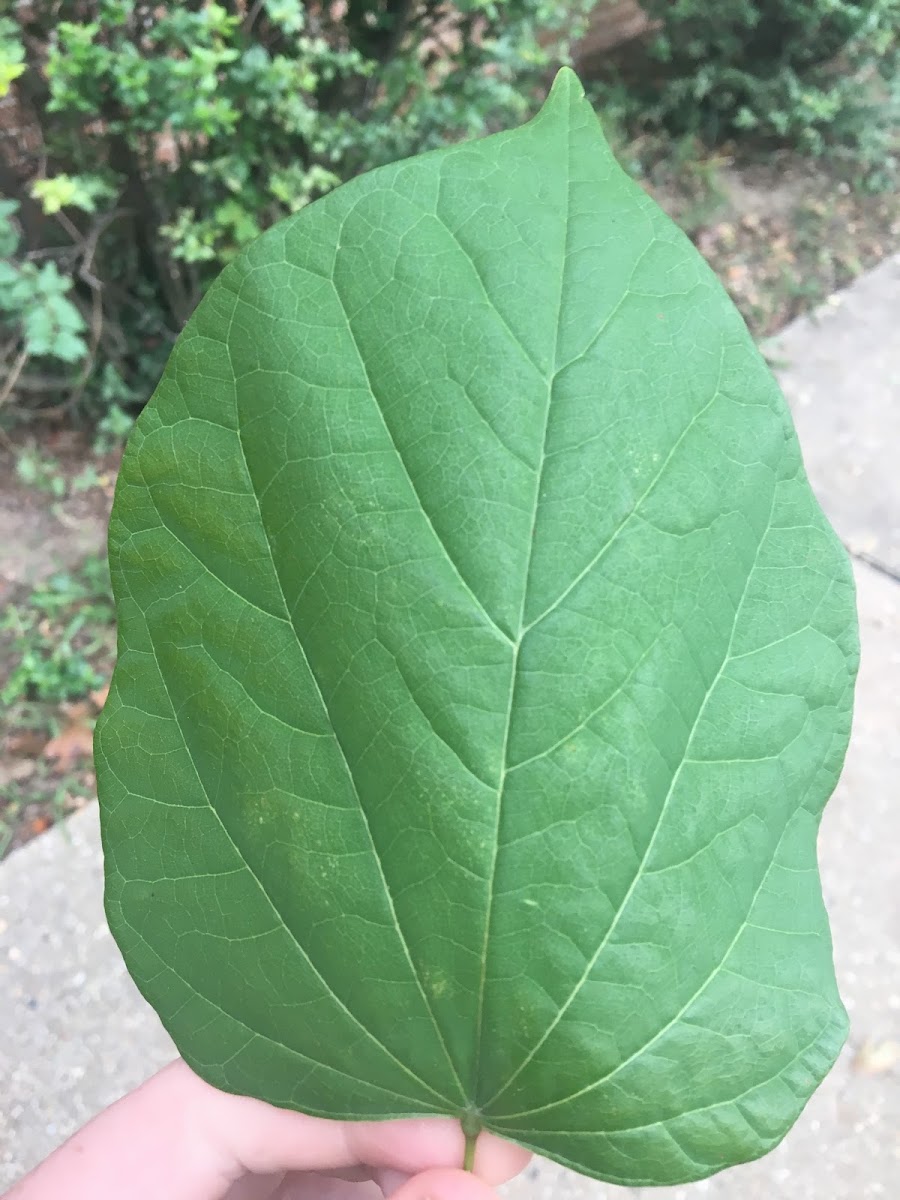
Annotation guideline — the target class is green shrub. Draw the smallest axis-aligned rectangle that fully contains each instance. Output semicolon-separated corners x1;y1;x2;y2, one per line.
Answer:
1;557;115;705
610;0;898;168
0;1;589;424
0;200;89;365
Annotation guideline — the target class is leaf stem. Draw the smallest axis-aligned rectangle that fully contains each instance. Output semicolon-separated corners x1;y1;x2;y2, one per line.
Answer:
463;1128;478;1172
460;1110;482;1172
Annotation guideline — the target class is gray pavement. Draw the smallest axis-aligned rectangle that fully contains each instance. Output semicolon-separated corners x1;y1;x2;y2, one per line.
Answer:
2;257;899;1195
767;255;900;579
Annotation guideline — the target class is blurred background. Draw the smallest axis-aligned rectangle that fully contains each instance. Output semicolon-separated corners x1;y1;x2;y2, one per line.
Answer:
0;0;898;851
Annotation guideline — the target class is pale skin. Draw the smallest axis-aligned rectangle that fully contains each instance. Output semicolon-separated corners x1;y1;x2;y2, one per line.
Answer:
5;1059;530;1200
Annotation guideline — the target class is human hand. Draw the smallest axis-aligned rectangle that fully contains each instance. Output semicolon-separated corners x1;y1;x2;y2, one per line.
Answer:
7;1059;530;1200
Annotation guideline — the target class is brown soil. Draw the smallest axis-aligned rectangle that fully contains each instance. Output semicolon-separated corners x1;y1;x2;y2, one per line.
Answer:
637;151;900;338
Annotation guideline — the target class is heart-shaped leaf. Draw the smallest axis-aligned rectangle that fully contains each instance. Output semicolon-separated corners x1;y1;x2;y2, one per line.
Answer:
96;69;858;1187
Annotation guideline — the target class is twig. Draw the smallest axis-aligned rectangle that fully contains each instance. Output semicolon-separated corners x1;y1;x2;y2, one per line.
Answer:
53;209;83;245
0;345;30;409
62;280;103;413
1;372;72;393
242;0;265;36
66;209;128;407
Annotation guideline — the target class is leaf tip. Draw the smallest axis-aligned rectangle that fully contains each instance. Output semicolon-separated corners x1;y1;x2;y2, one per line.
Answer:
536;67;596;139
547;65;586;108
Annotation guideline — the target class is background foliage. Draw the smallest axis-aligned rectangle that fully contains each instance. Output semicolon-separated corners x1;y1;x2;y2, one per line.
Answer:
0;0;897;426
0;0;591;422
630;0;900;163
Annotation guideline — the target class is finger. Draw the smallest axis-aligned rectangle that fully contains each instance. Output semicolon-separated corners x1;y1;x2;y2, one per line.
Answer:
186;1060;530;1184
224;1170;286;1200
326;1168;374;1183
343;1121;530;1186
372;1167;410;1196
385;1167;506;1200
274;1173;380;1200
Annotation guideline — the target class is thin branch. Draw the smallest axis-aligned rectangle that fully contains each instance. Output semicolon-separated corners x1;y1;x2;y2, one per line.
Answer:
62;280;104;413
242;0;265;36
53;209;83;245
0;345;30;410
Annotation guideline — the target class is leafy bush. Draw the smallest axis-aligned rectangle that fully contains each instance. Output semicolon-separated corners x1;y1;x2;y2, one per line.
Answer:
0;1;589;424
607;0;899;167
0;200;89;368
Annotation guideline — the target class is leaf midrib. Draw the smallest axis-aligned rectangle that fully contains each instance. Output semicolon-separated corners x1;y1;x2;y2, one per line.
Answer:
466;107;577;1108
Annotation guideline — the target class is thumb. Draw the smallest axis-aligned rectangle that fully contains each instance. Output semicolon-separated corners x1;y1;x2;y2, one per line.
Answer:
385;1167;508;1200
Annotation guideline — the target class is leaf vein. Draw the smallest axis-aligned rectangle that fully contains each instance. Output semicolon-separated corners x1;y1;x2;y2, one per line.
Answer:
143;626;452;1107
231;374;469;1106
523;344;727;634
112;902;444;1111
331;278;515;647
485;474;778;1111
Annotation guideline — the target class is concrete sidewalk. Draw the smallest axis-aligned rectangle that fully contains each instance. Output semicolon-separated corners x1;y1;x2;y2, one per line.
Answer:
2;258;898;1196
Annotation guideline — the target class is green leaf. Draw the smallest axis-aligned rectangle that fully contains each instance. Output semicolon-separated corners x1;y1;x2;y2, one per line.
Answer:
0;261;20;293
96;69;857;1187
51;329;89;363
31;172;111;215
22;308;54;356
